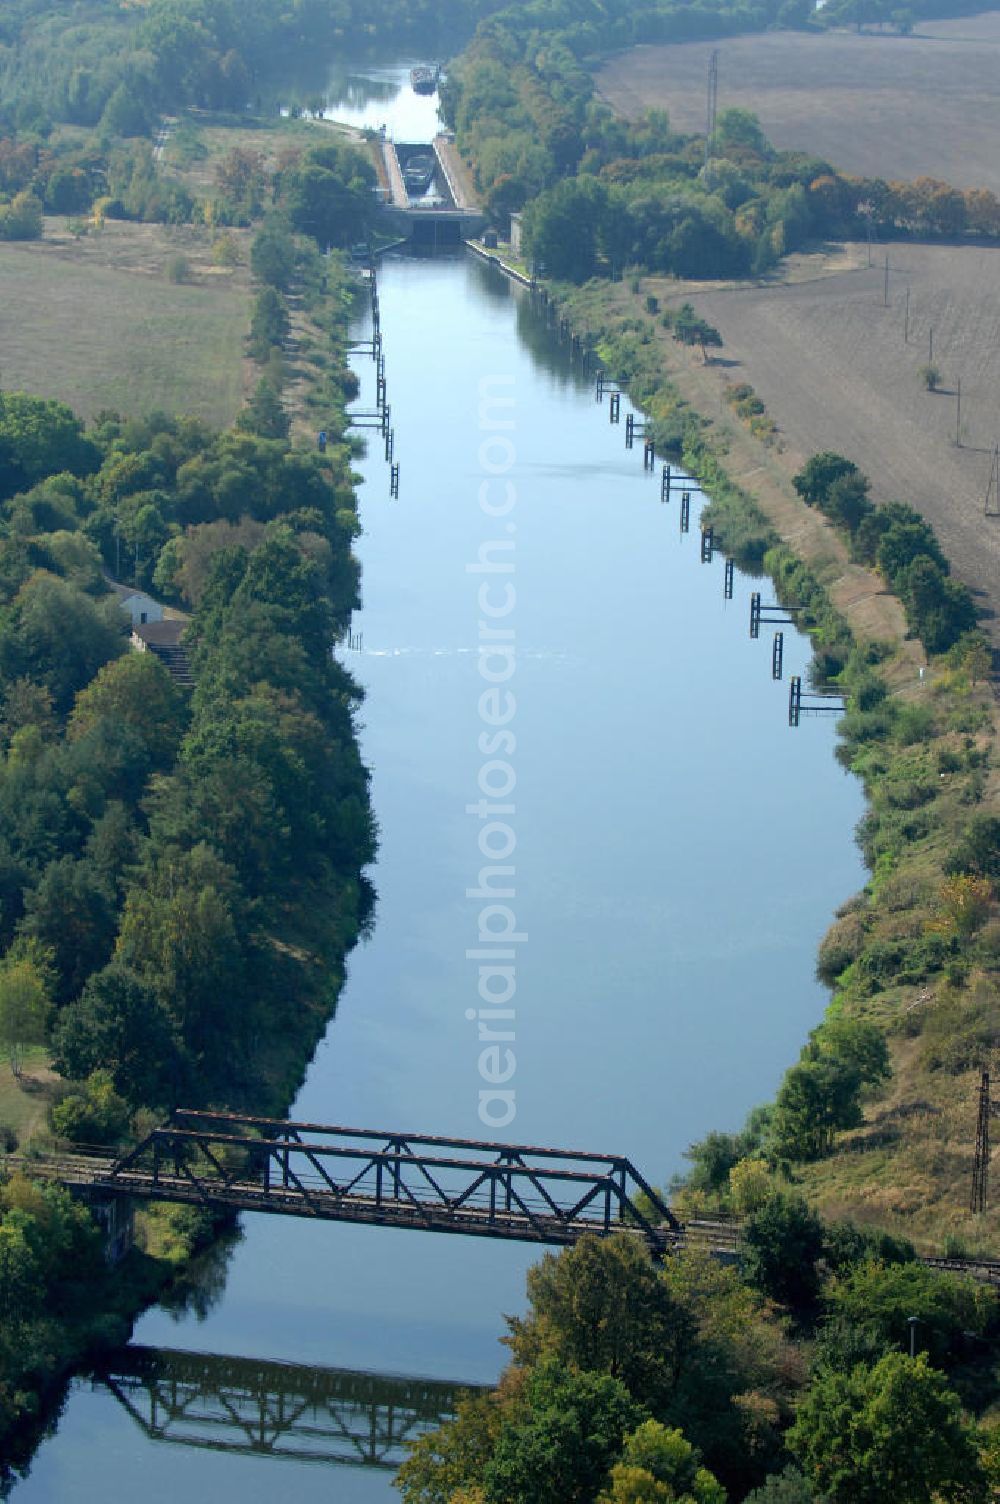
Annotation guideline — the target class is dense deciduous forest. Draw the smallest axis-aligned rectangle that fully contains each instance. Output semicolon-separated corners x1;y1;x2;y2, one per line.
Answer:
0;233;375;1457
0;0;506;132
396;1231;1000;1503
441;4;1000;283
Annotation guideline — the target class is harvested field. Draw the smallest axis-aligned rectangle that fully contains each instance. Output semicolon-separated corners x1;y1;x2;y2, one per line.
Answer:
653;240;1000;640
0;218;253;424
596;13;1000;193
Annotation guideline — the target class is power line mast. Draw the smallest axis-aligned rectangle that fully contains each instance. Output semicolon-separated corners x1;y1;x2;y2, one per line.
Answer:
971;1069;1000;1212
986;443;1000;518
704;49;719;177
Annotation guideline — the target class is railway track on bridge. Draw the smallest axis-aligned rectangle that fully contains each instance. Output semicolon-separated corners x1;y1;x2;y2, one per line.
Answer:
7;1116;1000;1282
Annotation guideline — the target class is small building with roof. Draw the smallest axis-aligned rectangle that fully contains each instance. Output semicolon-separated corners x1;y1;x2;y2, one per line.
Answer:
106;581;165;628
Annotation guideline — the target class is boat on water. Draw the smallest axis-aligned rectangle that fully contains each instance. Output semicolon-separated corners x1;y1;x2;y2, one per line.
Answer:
402;151;436;196
410;65;438;94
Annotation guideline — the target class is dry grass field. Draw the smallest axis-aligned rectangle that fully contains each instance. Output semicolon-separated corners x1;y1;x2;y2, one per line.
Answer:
653;240;1000;638
161;112;368;200
596;12;1000;192
0;218;253;424
0;1050;57;1148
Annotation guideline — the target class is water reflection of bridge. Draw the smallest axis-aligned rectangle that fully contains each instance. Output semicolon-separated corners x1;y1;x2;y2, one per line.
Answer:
92;1345;479;1469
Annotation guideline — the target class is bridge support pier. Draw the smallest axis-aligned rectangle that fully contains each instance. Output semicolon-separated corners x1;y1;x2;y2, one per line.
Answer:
79;1192;134;1265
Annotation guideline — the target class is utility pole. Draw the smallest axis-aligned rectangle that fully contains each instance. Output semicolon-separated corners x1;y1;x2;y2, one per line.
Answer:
904;285;910;342
929;326;934;363
908;1316;920;1359
986;444;1000;518
704;49;719;177
955;377;962;447
884;253;889;306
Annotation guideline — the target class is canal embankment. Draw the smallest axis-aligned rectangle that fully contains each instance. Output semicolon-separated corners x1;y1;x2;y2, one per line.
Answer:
535;267;1000;1251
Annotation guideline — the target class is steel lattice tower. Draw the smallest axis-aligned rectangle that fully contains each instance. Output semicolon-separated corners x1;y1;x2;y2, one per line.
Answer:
971;1070;993;1213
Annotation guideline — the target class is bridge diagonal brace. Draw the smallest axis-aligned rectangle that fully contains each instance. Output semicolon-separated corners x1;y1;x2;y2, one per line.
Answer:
323;1400;375;1464
269;1153;324;1216
173;1158;217;1206
621;1162;680;1231
392;1140;453;1205
610;1193;670;1246
302;1148;348;1199
334;1155;383;1198
383;1169;437;1227
110;1131;159;1178
448;1169;492;1213
517;1162;574;1222
492;1175;550;1240
196;1140;238;1187
562;1180;607;1225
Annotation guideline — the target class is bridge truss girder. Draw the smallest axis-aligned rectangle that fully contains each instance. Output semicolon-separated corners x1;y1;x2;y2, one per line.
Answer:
97;1111;680;1254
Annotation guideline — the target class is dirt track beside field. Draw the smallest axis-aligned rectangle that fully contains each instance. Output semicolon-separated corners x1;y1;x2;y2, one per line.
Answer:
649;241;1000;640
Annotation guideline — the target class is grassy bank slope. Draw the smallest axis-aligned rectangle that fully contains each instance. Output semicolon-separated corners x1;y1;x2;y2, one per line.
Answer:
552;271;999;1251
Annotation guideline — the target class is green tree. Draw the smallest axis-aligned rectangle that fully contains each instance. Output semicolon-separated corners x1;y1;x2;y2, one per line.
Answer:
248;286;290;361
946;816;1000;882
681;1129;750;1193
51;964;181;1106
715;108;771;158
741;1193;825;1310
505;1233;694;1415
787;1353;986;1504
793;452;859;508
236;379;290;440
672;309;723;362
772;1018;889;1162
0;955;48;1077
0;191;43;242
284;144;376;249
251;220;297;290
49;1068;130;1145
0;394;100;499
823;1259;994;1368
68;651;187;777
597;1421;726;1504
484;1360;643;1504
745;1469;814;1502
396;1386;502;1504
100;84;152;138
523;175;610;282
899;555;977;655
19;857;118;1006
771;1056;866;1161
823;472;873;533
114;843;249;1090
0;1211;45;1321
0;572;126;715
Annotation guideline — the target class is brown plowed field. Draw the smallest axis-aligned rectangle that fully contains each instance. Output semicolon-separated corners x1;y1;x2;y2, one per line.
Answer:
596;13;1000;192
660;240;1000;638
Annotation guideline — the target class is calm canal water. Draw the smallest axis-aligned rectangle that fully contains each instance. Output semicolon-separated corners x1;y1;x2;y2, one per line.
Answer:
10;180;867;1504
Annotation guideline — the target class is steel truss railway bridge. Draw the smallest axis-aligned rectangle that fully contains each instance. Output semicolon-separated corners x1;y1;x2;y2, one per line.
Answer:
18;1109;688;1257
12;1110;1000;1282
91;1344;476;1469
